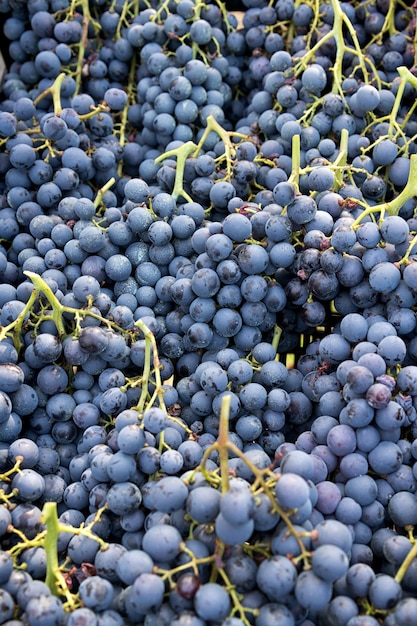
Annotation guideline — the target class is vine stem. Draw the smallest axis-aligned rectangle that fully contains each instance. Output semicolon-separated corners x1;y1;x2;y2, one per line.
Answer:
0;288;39;352
292;0;375;94
155;116;249;201
40;502;108;604
194;115;248;177
351;153;417;227
395;532;417;584
388;66;417;136
23;272;71;338
333;128;349;190
41;502;74;601
271;324;282;354
288;133;301;192
198;396;312;567
33;73;66;115
134;319;167;414
154;141;197;202
218;394;232;494
94;177;116;209
73;0;100;95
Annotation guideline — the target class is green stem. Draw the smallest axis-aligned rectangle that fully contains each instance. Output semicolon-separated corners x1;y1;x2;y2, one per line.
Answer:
73;0;100;95
388;66;417;136
331;0;374;92
154;141;197;202
115;54;138;163
333;128;349;190
399;233;417;266
395;535;417;584
134;319;167;414
292;0;375;95
23;272;67;338
194;115;248;178
351;153;417;227
41;503;69;597
218;394;231;495
0;289;38;352
33;73;66;115
94;177;116;209
271;324;282;354
288;133;301;192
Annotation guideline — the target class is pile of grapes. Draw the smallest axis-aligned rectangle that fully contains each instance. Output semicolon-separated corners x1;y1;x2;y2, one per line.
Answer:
2;0;417;624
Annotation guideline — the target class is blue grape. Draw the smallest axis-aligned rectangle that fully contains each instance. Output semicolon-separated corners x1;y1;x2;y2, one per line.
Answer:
311;544;350;582
128;572;165;614
193;582;231;622
275;473;310;509
295;570;333;612
186;486;221;524
387;491;417;527
142;524;183;562
77;575;114;612
220;487;255;525
106;482;142;515
256;555;297;602
368;574;402;610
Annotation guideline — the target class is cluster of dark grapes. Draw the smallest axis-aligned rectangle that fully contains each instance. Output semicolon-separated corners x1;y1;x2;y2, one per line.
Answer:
1;0;417;625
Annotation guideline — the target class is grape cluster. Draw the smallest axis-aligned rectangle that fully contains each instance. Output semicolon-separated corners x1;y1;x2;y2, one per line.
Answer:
1;0;417;625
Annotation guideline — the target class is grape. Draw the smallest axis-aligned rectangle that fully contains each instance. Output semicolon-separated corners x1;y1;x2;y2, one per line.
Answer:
327;595;359;626
255;603;295;626
128;572;165;614
393;598;417;626
255;555;297;602
193;583;231;622
186;486;221;524
295;570;333;612
315;480;342;514
311;544;350;582
106;482;142;516
75;575;113;613
368;574;402;610
368;441;403;475
387;491;417;527
8;438;39;469
66;608;97;626
12;469;45;502
271;522;311;559
142;524;183;562
345;617;380;626
275;473;310;509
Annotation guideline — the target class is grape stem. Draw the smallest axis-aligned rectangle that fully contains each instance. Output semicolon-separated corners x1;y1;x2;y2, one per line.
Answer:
194;115;248;178
9;502;108;606
73;0;101;95
388;66;417;136
395;527;417;584
155;116;250;201
288;133;301;193
292;0;377;95
154;141;196;202
134;319;166;414
41;502;78;603
218;394;232;494
198;396;312;568
351;154;417;226
33;73;66;116
332;128;349;190
271;324;282;354
94;177;116;209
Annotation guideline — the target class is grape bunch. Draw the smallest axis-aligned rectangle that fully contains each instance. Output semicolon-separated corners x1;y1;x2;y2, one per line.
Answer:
1;0;417;625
